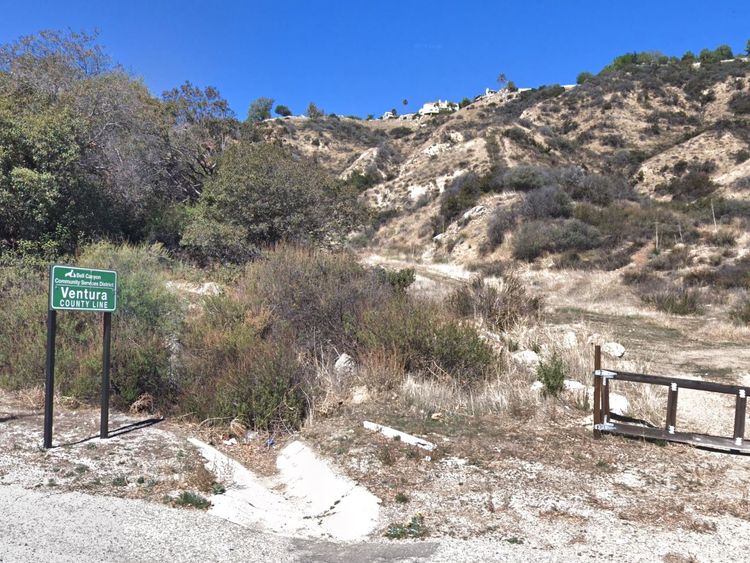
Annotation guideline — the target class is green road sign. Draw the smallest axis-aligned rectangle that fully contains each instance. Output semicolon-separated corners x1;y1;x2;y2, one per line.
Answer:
50;265;117;312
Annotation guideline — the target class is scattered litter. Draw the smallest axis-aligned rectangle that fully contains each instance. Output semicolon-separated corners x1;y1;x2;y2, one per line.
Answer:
363;421;436;451
242;431;258;444
265;437;275;448
430;412;443;420
222;437;237;446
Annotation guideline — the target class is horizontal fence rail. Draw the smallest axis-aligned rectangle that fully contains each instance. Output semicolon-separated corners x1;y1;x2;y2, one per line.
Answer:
592;345;749;454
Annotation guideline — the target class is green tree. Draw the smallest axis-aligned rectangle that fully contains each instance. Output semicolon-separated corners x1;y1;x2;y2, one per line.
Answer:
576;71;593;84
247;97;274;122
681;51;696;62
715;44;734;60
306;102;324;119
274;104;292;117
506;80;518;92
459;97;471;108
746;39;750;56
181;143;363;262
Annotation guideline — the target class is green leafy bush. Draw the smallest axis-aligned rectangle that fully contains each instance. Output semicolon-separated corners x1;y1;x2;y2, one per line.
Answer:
358;299;495;385
537;352;567;397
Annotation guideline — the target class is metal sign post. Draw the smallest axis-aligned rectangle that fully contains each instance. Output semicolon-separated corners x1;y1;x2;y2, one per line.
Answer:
43;265;118;448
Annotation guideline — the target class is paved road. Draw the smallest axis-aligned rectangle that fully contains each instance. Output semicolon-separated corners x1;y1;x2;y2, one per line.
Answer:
0;484;438;563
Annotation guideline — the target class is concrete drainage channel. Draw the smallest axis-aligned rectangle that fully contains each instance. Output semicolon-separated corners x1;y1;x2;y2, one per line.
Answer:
188;438;381;541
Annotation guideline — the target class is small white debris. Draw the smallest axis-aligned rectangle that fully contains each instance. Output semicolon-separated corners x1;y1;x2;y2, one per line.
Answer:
222;437;237;446
530;381;544;392
363;421;436;451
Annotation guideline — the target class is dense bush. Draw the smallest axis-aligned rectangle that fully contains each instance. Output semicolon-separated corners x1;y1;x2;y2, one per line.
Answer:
658;171;717;200
358;299;495;385
447;275;542;332
729;93;750;115
0;243;181;406
512;219;602;261
641;287;703;315
181;143;364;263
485;207;516;249
521;186;572;220
501;165;550;192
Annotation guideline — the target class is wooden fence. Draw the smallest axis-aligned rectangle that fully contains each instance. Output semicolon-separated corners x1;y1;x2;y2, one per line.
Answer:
592;345;749;453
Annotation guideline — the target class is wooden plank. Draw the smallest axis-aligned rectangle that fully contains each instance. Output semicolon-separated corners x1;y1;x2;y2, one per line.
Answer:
611;370;749;396
665;383;678;434
363;421;436;451
601;422;750;454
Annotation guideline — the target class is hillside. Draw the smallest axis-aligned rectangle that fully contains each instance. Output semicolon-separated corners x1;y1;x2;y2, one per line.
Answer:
258;59;750;270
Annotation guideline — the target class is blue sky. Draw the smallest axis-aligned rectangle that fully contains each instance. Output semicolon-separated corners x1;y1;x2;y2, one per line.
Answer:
1;1;748;118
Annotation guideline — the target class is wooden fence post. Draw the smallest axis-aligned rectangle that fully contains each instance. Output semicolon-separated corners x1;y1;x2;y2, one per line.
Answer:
593;345;602;437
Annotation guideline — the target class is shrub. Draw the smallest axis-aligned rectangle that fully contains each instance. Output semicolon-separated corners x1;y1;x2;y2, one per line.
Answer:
357;299;495;385
501;166;550;192
390;126;412;139
447;275;542;332
182;143;364;263
704;229;737;247
659;171;717;200
641;287;703;315
237;247;392;351
486;207;516;249
648;246;690;271
0;243;182;407
730;299;750;324
376;267;416;293
577;72;594;85
521;186;572;220
537;352;566;397
729;93;750;115
179;306;308;430
436;172;482;229
512;219;601;261
274;105;292;117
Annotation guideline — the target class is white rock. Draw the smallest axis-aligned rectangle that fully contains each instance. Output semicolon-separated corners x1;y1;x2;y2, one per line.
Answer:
461;205;486;221
334;353;355;375
530;381;544;392
563;380;586;391
609;392;629;415
351;385;370;405
512;350;540;369
602;342;625;358
561;331;578;349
